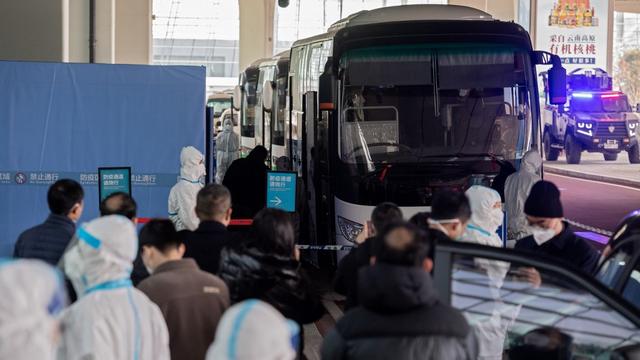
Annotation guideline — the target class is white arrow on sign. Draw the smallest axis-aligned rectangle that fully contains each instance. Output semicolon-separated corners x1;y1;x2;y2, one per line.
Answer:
270;196;282;207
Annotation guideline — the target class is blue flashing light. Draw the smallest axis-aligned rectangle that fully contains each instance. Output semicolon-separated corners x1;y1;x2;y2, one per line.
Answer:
572;92;593;99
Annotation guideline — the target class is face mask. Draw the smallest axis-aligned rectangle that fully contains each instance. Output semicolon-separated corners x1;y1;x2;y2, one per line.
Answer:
486;208;504;233
428;218;462;240
531;226;556;245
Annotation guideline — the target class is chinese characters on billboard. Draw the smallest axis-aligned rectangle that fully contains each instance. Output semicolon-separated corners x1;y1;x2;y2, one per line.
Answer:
536;0;609;71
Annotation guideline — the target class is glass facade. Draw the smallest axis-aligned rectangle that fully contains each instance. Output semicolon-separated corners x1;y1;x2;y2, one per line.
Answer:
153;0;240;90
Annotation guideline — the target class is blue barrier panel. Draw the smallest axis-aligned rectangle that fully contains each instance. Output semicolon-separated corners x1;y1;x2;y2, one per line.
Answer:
0;61;205;256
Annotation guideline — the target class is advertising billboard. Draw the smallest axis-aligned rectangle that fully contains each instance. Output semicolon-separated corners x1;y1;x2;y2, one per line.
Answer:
536;0;610;71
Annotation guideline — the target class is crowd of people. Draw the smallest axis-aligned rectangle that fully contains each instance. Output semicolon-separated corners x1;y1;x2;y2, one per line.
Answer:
1;147;603;360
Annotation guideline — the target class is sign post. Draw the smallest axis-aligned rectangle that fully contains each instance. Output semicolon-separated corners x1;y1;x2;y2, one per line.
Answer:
98;167;132;202
266;171;297;212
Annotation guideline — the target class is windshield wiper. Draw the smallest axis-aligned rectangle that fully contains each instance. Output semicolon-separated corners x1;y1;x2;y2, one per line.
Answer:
419;152;501;160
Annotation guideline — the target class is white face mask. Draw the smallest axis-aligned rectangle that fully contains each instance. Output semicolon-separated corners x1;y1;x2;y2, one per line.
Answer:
428;218;462;240
486;208;504;233
531;226;556;245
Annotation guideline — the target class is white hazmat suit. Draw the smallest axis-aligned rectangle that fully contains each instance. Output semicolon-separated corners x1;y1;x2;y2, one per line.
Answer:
168;146;206;231
207;299;298;360
504;150;542;241
215;118;240;184
58;215;170;360
462;186;517;360
463;185;504;248
0;259;65;360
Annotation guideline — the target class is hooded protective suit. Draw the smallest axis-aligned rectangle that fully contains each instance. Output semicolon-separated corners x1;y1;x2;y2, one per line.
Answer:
463;186;504;248
215;118;240;184
504;150;542;241
462;186;517;360
206;299;298;360
168;146;206;231
58;216;170;360
0;259;65;360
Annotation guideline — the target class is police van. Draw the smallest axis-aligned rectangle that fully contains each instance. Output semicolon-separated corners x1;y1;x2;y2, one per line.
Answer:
542;68;640;164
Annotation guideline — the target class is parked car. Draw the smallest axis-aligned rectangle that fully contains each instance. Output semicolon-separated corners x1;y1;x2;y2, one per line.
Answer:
433;240;640;358
596;211;640;311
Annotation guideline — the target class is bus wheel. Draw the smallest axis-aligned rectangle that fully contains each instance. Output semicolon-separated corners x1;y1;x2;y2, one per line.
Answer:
565;134;582;164
603;153;618;161
544;132;559;161
629;144;640;164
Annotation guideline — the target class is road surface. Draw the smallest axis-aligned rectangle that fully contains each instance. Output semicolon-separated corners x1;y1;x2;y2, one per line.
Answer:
546;173;640;233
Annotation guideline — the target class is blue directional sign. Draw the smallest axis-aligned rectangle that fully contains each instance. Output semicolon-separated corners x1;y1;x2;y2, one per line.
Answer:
98;167;132;202
266;171;297;212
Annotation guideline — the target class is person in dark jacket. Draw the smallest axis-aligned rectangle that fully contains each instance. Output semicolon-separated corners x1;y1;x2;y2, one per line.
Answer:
491;159;516;202
182;184;232;275
322;222;478;360
515;180;599;274
218;208;324;326
99;192;150;285
222;145;269;219
14;179;84;265
138;219;230;360
334;202;403;310
427;190;472;246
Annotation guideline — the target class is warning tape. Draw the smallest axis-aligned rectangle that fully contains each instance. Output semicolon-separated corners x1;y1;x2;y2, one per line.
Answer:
564;218;613;237
296;244;356;251
137;218;253;226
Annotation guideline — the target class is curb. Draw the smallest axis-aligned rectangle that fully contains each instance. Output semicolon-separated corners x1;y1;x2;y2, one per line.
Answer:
544;165;640;189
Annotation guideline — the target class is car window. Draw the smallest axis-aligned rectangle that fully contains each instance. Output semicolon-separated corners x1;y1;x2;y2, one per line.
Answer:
597;240;637;292
449;254;640;358
622;266;640;309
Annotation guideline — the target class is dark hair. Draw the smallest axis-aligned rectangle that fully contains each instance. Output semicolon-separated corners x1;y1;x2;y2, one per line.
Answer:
374;222;431;267
431;191;471;223
100;192;137;220
139;219;181;253
47;179;84;216
247;145;268;162
408;212;431;232
247;208;295;257
196;184;231;220
371;202;403;234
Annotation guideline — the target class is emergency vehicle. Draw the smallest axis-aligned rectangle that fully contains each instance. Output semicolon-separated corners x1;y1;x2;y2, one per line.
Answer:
542;68;640;164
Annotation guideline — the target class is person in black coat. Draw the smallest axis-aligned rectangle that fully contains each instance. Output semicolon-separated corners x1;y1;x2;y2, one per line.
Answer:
222;145;269;219
322;223;478;360
334;202;403;310
14;179;84;265
515;180;599;275
182;184;232;275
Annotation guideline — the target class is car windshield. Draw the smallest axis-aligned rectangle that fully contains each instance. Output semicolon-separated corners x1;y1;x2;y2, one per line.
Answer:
572;94;632;113
339;44;533;165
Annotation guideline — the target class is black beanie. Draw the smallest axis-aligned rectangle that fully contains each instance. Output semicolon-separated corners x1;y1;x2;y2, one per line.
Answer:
524;180;563;218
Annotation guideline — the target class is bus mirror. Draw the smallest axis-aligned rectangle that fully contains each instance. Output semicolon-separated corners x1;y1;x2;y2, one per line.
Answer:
262;80;274;112
548;63;567;105
233;85;242;110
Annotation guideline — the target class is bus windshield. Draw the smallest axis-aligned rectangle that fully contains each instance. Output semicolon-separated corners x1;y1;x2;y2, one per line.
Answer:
339;45;532;165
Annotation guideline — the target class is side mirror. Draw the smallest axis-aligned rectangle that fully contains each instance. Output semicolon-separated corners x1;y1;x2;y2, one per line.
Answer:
319;57;335;108
547;62;567;105
533;51;567;105
232;85;242;110
262;80;274;112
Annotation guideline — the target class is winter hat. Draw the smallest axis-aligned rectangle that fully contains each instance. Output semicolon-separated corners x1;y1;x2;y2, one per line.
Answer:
524;180;563;218
206;299;298;360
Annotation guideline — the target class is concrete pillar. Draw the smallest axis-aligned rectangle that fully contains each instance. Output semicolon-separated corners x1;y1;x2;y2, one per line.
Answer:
0;0;65;61
115;0;152;64
448;0;517;21
94;0;116;63
238;0;276;71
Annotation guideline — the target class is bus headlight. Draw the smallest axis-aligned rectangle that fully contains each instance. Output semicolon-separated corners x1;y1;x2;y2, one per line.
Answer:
337;216;364;243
